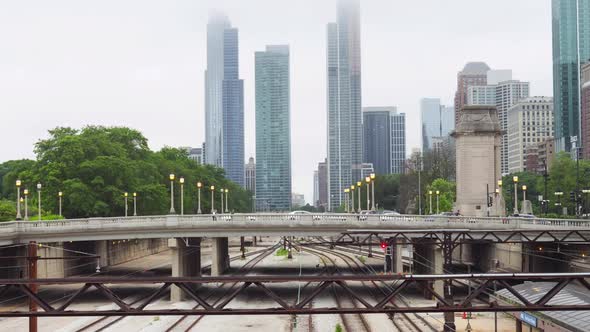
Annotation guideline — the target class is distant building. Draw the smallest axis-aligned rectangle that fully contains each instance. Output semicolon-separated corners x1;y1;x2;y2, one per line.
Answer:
468;70;530;174
552;0;590;152
360;163;375;180
180;146;204;164
582;63;590;159
363;107;406;175
454;62;490;126
507;97;554;173
291;193;305;208
316;159;328;209
420;99;455;152
204;13;245;186
313;170;319;208
255;45;291;211
537;138;556;172
245;157;256;193
326;0;363;211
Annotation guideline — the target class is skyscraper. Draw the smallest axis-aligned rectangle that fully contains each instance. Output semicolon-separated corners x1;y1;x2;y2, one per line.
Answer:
552;0;590;152
326;0;362;211
316;159;328;210
468;70;530;174
255;45;291;211
204;13;244;186
363;107;406;175
454;62;490;126
245;157;256;194
420;98;455;152
581;63;590;159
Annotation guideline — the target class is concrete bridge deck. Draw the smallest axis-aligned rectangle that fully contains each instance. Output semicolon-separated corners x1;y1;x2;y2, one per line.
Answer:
1;214;589;245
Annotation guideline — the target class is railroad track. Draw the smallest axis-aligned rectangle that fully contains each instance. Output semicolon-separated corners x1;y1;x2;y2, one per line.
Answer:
163;242;281;332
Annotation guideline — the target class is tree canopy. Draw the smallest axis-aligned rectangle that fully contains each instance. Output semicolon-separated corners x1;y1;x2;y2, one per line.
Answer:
0;126;252;220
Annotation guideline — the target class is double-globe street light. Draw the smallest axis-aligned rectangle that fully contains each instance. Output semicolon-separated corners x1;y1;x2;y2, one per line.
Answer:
428;190;433;214
356;181;361;212
220;188;224;214
23;189;29;220
344;188;350;212
169;174;176;214
133;192;137;216
210;185;215;213
37;183;42;221
179;177;185;215
513;176;519;215
350;185;355;213
370;173;376;211
225;188;229;213
365;177;371;211
124;192;128;217
15;180;22;220
58;191;63;217
197;182;202;214
436;190;440;214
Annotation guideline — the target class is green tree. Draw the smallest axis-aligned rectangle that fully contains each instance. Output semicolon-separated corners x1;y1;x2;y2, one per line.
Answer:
425;178;456;213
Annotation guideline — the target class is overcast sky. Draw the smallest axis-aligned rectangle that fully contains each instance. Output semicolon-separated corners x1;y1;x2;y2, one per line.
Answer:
0;0;552;203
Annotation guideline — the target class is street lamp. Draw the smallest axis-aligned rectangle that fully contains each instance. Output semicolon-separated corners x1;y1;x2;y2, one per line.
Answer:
357;181;362;212
436;190;440;214
37;183;42;221
365;177;371;211
555;191;563;215
225;188;229;212
210;185;215;213
15;180;22;220
350;185;355;213
169;174;176;214
133;192;137;216
179;177;185;215
428;190;433;215
583;189;590;217
344;188;350;212
370;173;376;211
220;188;224;214
124;192;128;217
58;191;63;217
23;189;29;221
197;182;202;214
522;185;527;202
513;176;519;215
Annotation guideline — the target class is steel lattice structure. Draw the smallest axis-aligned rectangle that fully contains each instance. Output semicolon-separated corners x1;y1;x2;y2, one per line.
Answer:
1;274;589;317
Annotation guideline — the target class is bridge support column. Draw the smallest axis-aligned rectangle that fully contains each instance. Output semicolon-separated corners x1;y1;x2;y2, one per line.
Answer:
211;237;229;276
95;240;109;268
413;241;444;297
386;238;403;274
169;238;201;302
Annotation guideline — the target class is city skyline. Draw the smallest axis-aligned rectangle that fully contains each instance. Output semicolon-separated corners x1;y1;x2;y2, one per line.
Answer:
0;0;553;204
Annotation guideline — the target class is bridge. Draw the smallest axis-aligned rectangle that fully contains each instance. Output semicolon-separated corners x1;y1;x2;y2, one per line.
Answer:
1;213;589;245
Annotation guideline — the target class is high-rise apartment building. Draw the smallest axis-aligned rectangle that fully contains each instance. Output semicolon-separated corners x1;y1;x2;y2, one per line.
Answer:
468;71;530;174
245;157;256;194
326;0;362;211
363;107;406;175
582;63;590;159
255;45;291;211
420;98;455;152
552;0;590;152
507;97;554;173
454;62;490;126
204;13;244;186
316;159;328;209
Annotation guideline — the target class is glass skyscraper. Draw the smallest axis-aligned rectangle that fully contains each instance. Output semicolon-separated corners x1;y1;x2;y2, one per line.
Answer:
255;45;291;211
552;0;590;152
205;13;244;186
420;98;455;152
327;0;362;211
363;107;406;175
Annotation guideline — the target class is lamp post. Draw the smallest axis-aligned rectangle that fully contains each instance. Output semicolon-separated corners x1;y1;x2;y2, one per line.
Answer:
19;197;24;217
555;191;563;215
344;189;349;212
16;180;22;220
583;189;590;217
210;185;215;213
357;181;361;212
58;191;63;217
179;177;185;215
24;189;29;221
133;192;137;216
428;190;433;215
513;176;519;215
370;173;376;211
220;188;224;214
225;189;229;212
350;185;355;213
436;190;440;214
522;185;527;202
169;174;176;214
365;177;371;211
124;192;128;217
197;182;202;214
37;183;42;221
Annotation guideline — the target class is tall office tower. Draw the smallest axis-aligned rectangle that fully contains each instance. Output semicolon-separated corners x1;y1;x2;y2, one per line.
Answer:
317;159;328;210
363;107;406;175
313;170;319;207
507;97;554;173
468;70;530;174
454;62;490;126
552;0;590;152
582;63;590;159
420;98;456;152
255;45;291;211
204;13;244;185
326;0;362;211
245;157;256;194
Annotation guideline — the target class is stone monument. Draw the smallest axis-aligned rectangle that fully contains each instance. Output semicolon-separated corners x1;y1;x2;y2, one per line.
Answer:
452;106;502;217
